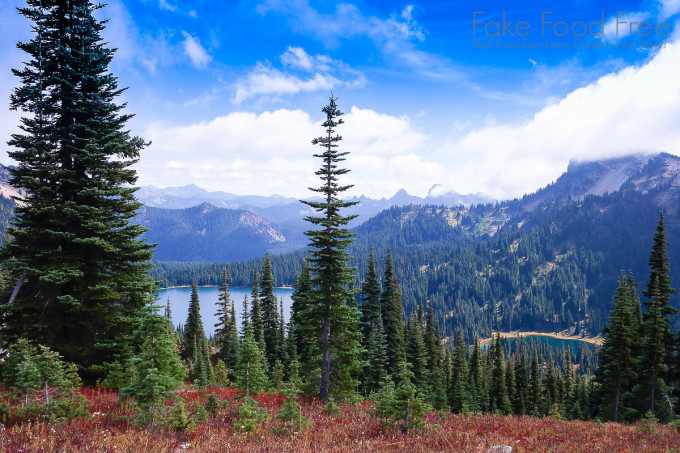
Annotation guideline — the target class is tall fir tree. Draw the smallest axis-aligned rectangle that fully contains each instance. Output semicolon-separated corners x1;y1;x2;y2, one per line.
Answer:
0;0;155;382
404;315;428;392
529;348;542;415
299;95;362;402
359;246;382;348
489;334;512;414
234;327;268;398
290;261;314;373
469;334;485;412
260;252;281;368
638;276;674;420
450;325;469;413
240;294;250;338
513;352;528;415
596;272;641;422
381;247;406;380
225;299;240;369
182;281;205;361
249;267;265;352
364;316;389;395
215;267;238;366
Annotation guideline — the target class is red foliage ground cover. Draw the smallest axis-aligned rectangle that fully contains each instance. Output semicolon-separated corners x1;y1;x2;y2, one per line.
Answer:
1;387;679;452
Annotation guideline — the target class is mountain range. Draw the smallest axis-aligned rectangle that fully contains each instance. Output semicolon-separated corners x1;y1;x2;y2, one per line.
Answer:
2;152;680;340
146;152;680;341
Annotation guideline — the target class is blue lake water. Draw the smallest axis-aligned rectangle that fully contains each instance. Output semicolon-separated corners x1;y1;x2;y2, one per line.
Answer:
155;286;294;337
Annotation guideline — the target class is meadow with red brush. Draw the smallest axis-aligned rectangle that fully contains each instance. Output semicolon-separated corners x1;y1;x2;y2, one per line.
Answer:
1;388;679;453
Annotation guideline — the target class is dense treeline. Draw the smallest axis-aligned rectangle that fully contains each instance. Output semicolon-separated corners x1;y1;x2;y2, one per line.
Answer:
151;182;680;343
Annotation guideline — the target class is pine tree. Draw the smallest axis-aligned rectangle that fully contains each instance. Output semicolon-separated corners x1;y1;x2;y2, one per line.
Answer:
1;0;155;382
234;326;268;398
638;276;673;420
290;261;315;378
299;95;362;402
529;348;542;415
404;316;428;392
386;362;430;431
249;268;265;352
260;252;281;368
240;294;250;338
381;247;405;380
364;316;389;395
215;267;237;365
424;303;446;410
513;352;528;415
469;334;484;412
123;313;184;426
183;281;204;361
450;326;469;413
489;334;511;414
596;273;640;421
224;299;240;369
359;246;382;347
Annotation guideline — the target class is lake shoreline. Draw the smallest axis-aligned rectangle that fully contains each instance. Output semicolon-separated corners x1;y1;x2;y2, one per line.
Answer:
157;285;295;290
479;330;603;346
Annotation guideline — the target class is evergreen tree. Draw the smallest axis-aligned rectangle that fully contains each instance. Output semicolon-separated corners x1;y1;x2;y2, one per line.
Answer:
260;252;281;367
249;268;265;351
183;281;204;361
182;282;211;386
215;267;236;364
1;0;155;382
450;326;469;413
234;326;268;398
596;273;640;421
513;352;528;415
381;247;406;380
489;334;511;414
364;316;389;395
643;213;676;322
529;348;542;415
299;95;362;402
638;276;674;420
404;316;428;392
240;294;250;338
359;246;382;347
290;261;315;377
386;362;430;431
469;334;484;412
123;313;184;426
224;299;240;369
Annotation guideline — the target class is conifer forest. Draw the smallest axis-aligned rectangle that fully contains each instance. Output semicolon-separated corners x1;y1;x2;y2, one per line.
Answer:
0;0;680;451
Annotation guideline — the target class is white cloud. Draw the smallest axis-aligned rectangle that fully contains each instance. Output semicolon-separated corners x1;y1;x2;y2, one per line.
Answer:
136;106;434;198
181;31;211;68
158;0;177;12
256;0;455;78
234;48;366;103
659;0;680;19
438;38;680;199
602;12;651;40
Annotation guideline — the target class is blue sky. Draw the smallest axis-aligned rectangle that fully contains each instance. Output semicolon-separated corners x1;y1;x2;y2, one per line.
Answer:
1;0;680;199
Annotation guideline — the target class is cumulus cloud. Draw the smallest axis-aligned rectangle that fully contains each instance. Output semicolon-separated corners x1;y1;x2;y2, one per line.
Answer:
181;31;211;68
233;47;365;103
438;38;680;199
136;106;435;198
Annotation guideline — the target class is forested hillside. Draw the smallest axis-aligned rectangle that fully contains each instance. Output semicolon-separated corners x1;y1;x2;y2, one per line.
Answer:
150;153;680;341
134;203;307;261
